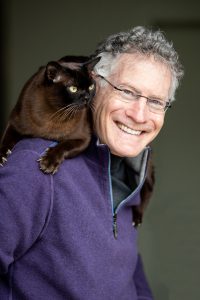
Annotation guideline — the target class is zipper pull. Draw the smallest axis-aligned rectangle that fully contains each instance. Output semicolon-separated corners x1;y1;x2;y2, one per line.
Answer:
113;213;118;239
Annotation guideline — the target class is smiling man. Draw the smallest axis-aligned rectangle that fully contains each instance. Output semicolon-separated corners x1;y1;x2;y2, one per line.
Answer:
90;26;183;299
93;53;172;157
0;26;183;300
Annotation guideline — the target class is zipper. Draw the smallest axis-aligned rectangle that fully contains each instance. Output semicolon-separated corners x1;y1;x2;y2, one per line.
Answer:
107;147;150;239
113;213;118;239
96;141;118;239
107;151;117;238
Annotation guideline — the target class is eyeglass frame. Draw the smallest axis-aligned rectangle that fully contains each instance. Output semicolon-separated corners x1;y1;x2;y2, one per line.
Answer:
96;74;171;113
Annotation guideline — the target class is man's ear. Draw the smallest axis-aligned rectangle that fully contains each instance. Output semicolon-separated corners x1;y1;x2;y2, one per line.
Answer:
46;61;63;83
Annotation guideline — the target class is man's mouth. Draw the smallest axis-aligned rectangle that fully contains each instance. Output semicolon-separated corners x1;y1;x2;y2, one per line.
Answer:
117;122;142;136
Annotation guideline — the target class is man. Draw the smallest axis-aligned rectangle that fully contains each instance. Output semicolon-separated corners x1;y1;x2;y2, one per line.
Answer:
0;26;183;299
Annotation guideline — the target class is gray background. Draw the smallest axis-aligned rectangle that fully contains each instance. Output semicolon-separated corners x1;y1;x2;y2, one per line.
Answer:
1;1;200;299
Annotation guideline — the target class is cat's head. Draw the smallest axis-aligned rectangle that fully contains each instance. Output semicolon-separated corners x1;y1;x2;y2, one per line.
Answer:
44;57;100;108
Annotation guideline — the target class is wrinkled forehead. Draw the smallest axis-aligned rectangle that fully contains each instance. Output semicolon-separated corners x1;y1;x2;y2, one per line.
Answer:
111;52;171;78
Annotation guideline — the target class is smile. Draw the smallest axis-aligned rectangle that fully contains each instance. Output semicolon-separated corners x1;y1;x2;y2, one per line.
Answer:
117;122;142;136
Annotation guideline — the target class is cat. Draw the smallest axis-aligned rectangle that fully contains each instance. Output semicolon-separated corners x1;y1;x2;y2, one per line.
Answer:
0;55;100;174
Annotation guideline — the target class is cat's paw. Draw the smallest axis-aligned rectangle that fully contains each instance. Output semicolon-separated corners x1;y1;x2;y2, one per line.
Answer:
0;157;7;167
0;149;12;167
132;207;143;228
37;148;62;175
38;156;59;174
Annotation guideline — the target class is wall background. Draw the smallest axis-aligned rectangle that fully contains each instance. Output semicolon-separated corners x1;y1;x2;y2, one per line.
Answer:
1;1;200;299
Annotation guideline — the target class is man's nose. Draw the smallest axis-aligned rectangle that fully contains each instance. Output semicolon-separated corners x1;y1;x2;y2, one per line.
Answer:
125;98;148;123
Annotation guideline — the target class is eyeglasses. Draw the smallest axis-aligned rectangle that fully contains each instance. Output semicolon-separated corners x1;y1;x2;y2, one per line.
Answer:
97;75;171;114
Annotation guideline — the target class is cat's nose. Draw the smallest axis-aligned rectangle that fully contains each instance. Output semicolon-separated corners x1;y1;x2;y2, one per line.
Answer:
84;95;90;101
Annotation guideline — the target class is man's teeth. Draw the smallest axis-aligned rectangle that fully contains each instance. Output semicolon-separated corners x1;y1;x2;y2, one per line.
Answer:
118;123;142;135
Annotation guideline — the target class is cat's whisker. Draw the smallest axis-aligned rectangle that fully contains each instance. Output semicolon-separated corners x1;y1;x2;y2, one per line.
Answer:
67;107;78;121
52;104;77;122
56;110;71;123
59;105;78;122
89;102;95;112
50;106;68;121
68;105;80;120
50;103;78;121
65;105;78;117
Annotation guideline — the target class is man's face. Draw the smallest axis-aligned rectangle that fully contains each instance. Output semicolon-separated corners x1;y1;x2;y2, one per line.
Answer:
93;53;172;157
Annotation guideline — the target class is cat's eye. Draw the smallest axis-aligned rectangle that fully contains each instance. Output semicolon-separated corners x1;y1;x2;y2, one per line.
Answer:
68;86;78;93
89;84;95;91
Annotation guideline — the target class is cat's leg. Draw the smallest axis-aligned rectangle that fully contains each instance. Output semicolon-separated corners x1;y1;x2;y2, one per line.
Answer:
0;124;22;166
38;138;91;174
132;155;155;228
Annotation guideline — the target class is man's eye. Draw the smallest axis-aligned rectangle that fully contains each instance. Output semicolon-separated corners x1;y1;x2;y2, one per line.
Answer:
121;89;139;100
122;89;133;95
121;89;136;98
149;99;165;107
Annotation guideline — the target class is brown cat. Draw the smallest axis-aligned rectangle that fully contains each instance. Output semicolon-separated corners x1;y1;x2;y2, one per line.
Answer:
0;55;100;174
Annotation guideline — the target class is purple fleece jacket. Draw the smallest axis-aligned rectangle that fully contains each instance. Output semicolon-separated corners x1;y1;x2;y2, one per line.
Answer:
0;137;153;300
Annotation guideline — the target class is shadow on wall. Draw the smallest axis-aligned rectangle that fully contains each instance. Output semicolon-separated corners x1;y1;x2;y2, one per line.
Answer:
0;1;6;137
0;1;5;136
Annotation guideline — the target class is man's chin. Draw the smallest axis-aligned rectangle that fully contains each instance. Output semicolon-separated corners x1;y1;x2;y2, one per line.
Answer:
110;145;144;157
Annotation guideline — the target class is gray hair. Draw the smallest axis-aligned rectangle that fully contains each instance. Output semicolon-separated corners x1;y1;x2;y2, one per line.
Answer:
93;26;184;101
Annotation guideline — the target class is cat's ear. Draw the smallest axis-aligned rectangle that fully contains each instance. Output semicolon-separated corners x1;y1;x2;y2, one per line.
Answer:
84;56;101;72
46;61;63;83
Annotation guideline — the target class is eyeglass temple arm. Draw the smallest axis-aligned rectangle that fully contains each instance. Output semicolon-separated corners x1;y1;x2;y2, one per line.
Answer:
96;74;123;92
165;101;172;111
